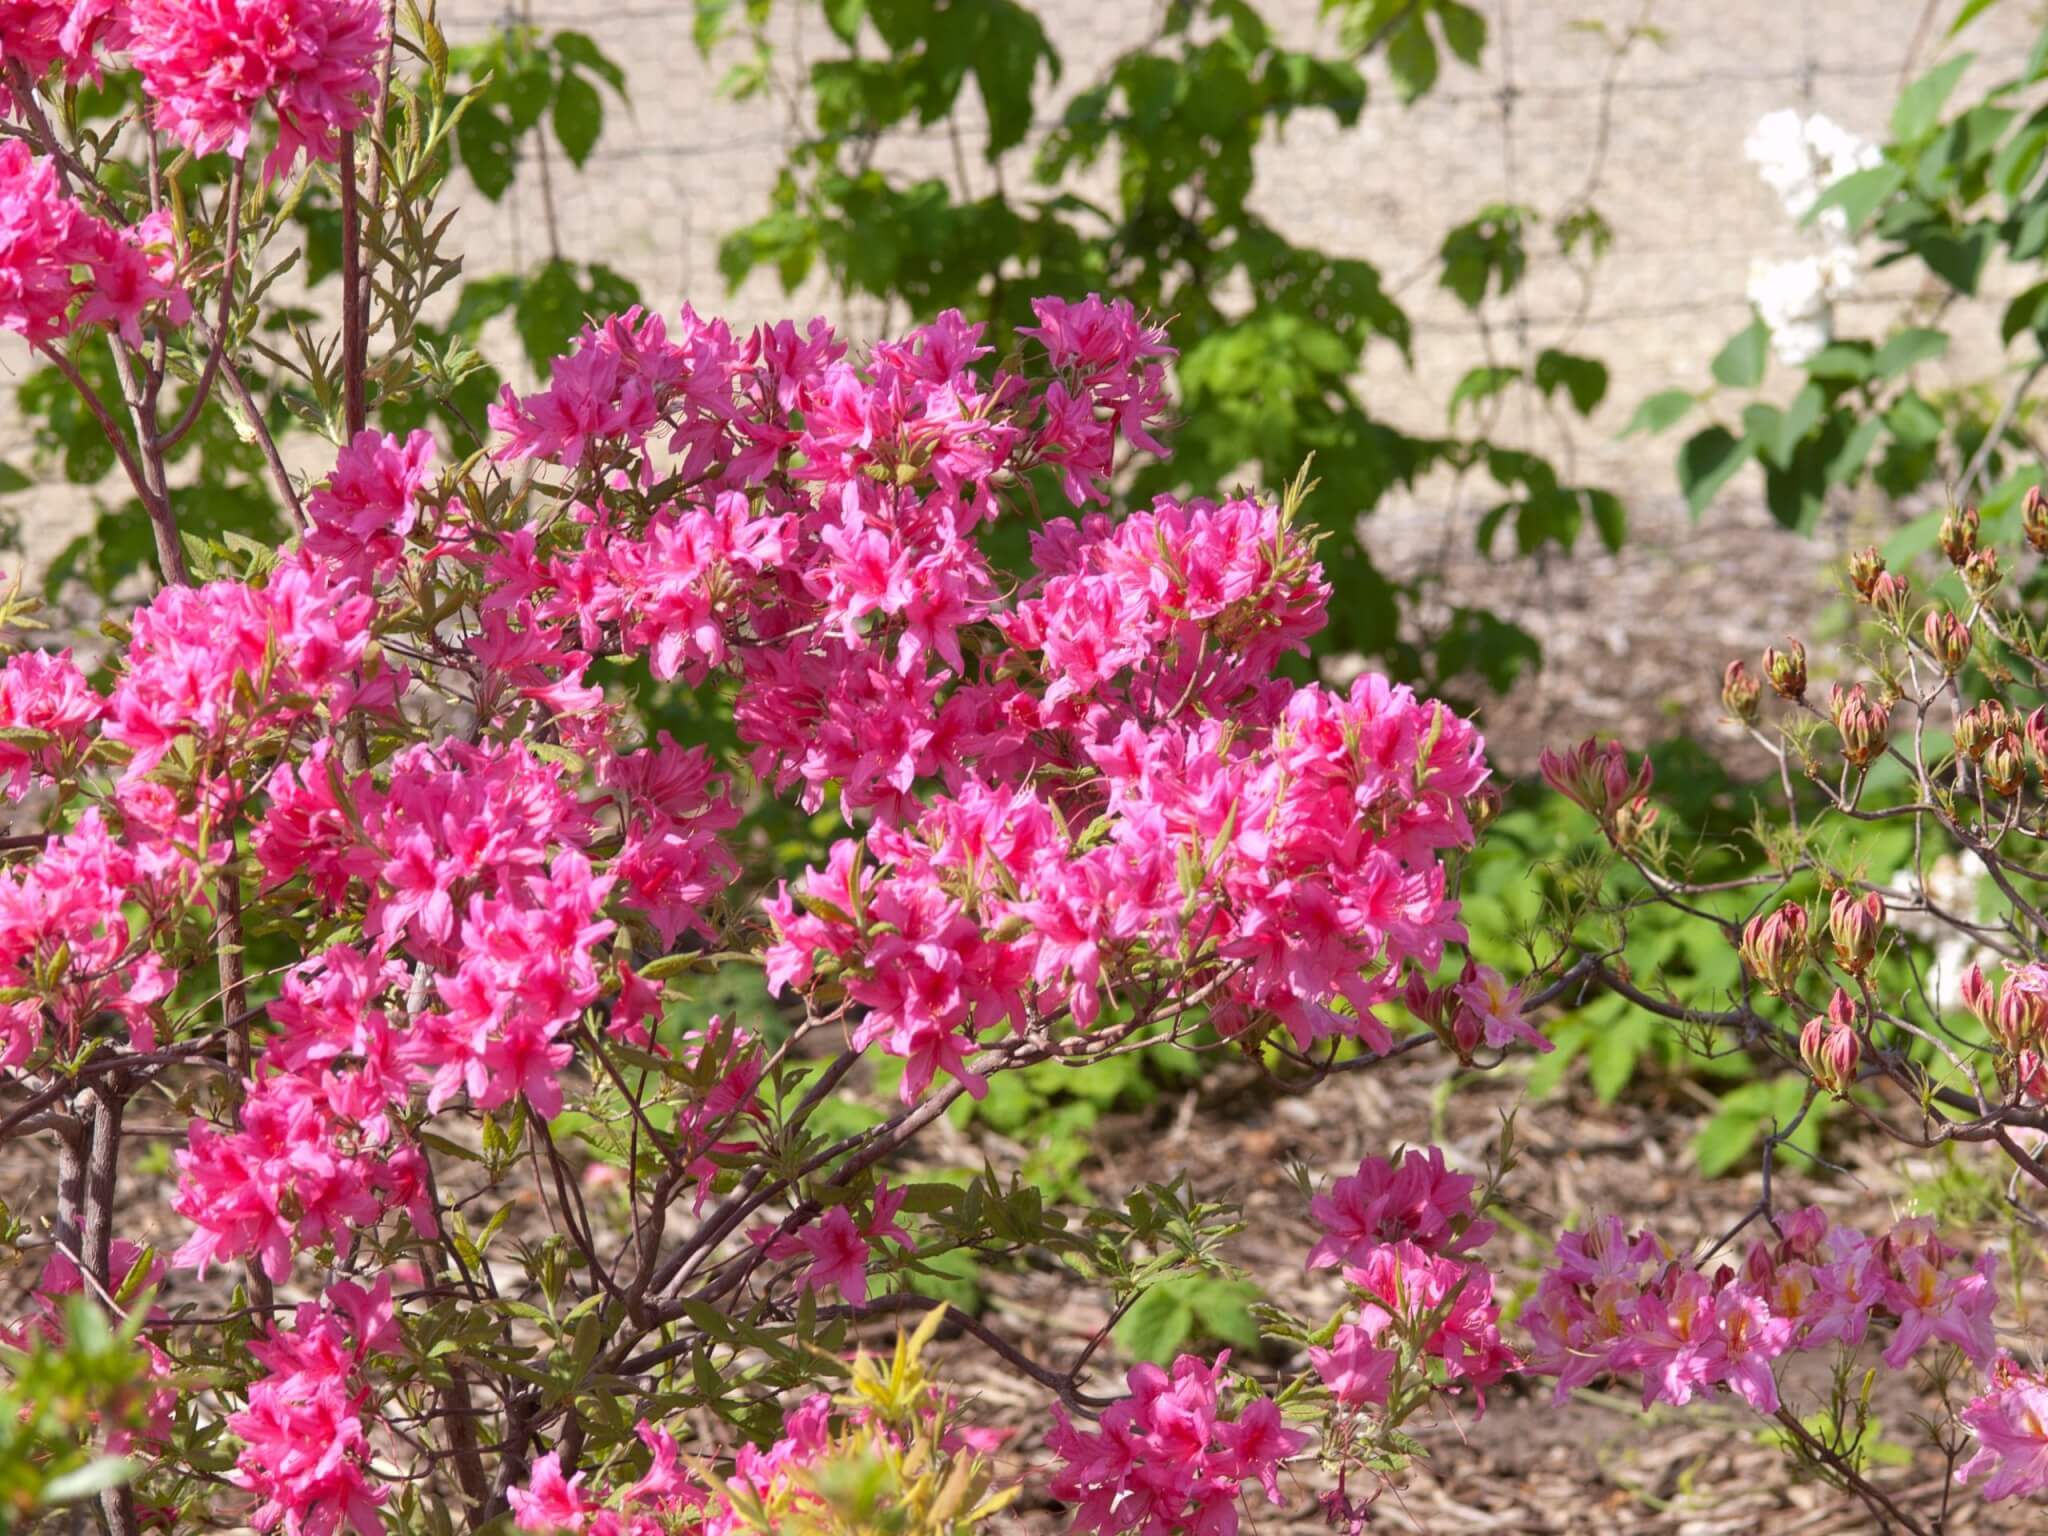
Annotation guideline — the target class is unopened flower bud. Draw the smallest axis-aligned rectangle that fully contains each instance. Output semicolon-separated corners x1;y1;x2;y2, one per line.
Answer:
1740;902;1809;995
1613;794;1660;851
1538;738;1651;829
1830;683;1890;768
1847;546;1886;601
1996;980;2046;1055
2028;707;2048;771
1828;888;1883;974
1465;783;1504;835
1763;639;1807;702
1963;547;2003;599
2018;1048;2048;1103
1957;699;2008;761
1741;1245;1773;1290
1939;504;1980;566
1984;730;2026;797
1404;973;1451;1029
1722;660;1761;724
1962;965;1997;1031
2026;485;2048;555
1800;989;1861;1097
1868;570;1912;626
1924;607;1972;674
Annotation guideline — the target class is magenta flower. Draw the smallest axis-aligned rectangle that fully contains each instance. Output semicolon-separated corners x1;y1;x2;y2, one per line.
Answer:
129;0;386;181
1960;1364;2048;1501
1308;1323;1397;1408
796;1207;873;1302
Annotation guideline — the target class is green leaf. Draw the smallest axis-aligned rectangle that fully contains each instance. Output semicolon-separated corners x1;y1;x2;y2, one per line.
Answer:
1764;460;1826;534
1712;319;1770;389
448;273;522;337
1586;1010;1654;1103
1887;389;1944;445
1870;326;1949;379
514;259;589;374
1824;413;1885;485
2003;280;2048;344
1693;1099;1763;1178
1995;125;2048;204
1534;348;1608;415
1677;426;1753;517
1586;488;1626;553
1431;607;1542;690
0;462;29;493
973;5;1056;157
553;31;627;94
1620;388;1695;436
1113;1282;1196;1366
1741;402;1784;463
1804;342;1873;381
553;69;603;166
1807;162;1906;234
1772;384;1825;467
454;100;517;202
823;0;867;43
1437;2;1487;66
1187;1277;1262;1351
1447;364;1519;422
1386;15;1440;102
1950;0;2003;35
1893;53;1973;143
1438;204;1529;308
501;48;556;133
1910;221;1996;294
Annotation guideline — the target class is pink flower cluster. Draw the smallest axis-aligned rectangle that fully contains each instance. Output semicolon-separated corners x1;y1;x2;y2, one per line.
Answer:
0;142;187;343
1046;1355;1306;1536
177;707;755;1277
764;664;1485;1101
107;555;378;778
129;0;386;180
0;0;127;96
369;297;1483;1112
0;647;101;795
172;947;431;1281
479;300;1173;819
1960;1358;2048;1501
1526;1209;2000;1414
305;426;437;582
1305;1147;1517;1415
0;810;181;1064
228;1273;397;1536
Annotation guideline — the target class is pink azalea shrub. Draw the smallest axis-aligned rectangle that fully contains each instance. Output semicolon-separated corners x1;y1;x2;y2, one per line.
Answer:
1521;501;2048;1518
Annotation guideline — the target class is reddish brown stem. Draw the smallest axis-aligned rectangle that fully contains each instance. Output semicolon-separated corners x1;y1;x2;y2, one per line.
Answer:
339;131;367;440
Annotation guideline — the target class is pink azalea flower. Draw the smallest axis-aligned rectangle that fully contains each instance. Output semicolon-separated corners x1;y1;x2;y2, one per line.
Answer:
129;0;386;181
1959;1363;2048;1501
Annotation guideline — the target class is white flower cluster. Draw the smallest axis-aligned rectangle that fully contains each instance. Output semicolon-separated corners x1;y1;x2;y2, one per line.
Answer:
1742;109;1882;367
